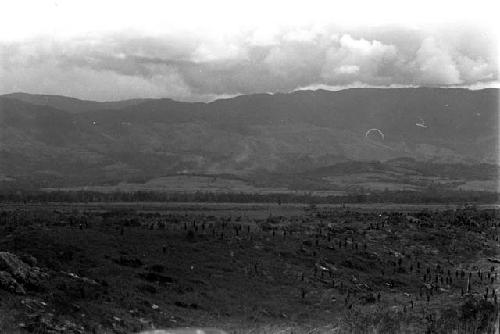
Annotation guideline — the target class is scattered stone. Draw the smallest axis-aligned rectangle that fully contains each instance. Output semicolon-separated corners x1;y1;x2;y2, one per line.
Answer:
23;314;84;333
60;271;98;285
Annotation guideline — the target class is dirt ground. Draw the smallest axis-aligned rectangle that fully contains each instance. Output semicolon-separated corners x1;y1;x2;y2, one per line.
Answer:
0;203;498;333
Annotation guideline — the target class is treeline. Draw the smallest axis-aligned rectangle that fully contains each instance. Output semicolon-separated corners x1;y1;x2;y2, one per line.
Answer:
0;189;498;204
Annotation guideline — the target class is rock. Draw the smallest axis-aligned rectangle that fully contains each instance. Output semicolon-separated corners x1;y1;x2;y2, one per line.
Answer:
61;271;97;285
0;270;25;294
19;254;38;267
0;252;31;281
0;252;48;291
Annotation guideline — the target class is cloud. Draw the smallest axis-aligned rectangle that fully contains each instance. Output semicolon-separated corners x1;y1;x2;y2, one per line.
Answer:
0;25;497;101
4;64;192;101
321;34;398;84
0;42;195;101
413;37;461;85
336;65;360;74
455;54;495;82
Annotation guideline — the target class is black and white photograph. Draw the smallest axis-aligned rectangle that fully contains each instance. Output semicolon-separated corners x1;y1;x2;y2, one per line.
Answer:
0;0;499;333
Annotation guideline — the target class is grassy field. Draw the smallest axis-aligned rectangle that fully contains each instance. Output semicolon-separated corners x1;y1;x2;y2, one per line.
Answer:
42;175;346;197
40;171;499;198
0;203;498;333
44;175;287;194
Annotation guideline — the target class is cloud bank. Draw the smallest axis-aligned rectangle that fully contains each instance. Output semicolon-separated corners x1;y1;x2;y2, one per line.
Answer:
0;24;498;101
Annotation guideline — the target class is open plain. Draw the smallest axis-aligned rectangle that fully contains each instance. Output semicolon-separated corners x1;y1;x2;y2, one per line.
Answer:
0;202;498;333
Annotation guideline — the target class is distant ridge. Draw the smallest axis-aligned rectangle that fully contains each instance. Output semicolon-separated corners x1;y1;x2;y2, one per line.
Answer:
1;92;150;113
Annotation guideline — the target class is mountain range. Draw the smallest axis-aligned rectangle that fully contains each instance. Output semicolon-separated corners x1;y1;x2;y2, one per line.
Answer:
0;88;498;190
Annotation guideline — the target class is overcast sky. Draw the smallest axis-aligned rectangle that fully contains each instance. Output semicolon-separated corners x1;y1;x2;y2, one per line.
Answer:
0;0;498;101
